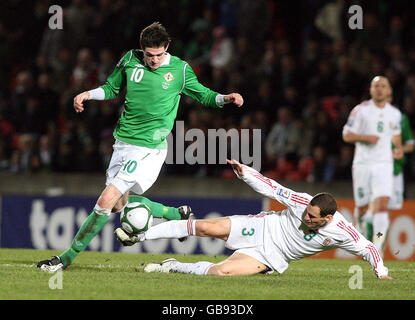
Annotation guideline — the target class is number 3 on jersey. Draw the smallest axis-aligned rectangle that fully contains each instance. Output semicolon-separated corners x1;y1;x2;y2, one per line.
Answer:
130;68;144;83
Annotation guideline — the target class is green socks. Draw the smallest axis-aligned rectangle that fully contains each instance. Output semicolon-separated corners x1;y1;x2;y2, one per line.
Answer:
59;196;181;268
128;195;181;220
60;208;109;267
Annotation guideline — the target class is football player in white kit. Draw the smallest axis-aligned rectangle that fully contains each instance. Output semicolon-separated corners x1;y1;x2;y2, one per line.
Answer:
342;76;403;255
116;159;392;279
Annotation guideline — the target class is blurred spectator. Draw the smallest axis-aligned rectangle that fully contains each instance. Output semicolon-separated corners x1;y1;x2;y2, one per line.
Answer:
97;49;115;83
314;0;344;41
52;48;74;92
209;26;233;70
0;142;9;171
37;134;55;172
265;107;302;172
355;13;385;52
307;145;335;182
333;144;353;180
54;136;76;173
64;0;93;51
71;48;98;88
10;134;40;173
10;70;36;130
37;73;59;132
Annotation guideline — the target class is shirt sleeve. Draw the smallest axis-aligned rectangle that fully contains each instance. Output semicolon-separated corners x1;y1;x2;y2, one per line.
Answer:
99;51;130;99
342;105;364;136
238;165;312;209
181;63;222;108
334;220;388;278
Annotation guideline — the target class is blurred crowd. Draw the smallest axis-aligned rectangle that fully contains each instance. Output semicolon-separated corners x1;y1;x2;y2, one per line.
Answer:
0;0;414;183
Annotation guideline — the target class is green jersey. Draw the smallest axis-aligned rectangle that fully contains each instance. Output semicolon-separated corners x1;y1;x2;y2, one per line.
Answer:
100;50;222;149
393;113;414;175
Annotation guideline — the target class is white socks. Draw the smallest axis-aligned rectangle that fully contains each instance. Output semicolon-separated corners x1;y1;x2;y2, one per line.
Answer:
372;212;389;252
144;220;196;240
171;261;214;275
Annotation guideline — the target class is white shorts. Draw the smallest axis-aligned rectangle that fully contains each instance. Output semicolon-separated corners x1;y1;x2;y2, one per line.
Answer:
106;140;167;195
388;173;404;210
225;213;288;273
352;163;393;207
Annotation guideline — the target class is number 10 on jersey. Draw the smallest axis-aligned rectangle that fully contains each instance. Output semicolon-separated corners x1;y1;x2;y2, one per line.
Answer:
130;68;144;83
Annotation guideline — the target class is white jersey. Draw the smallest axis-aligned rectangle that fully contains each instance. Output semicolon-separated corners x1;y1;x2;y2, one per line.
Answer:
239;165;388;278
342;99;401;165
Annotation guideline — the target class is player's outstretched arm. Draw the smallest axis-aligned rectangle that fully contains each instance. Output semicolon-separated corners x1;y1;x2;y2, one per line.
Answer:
73;91;90;113
336;229;393;279
226;159;244;176
223;93;244;107
226;159;308;208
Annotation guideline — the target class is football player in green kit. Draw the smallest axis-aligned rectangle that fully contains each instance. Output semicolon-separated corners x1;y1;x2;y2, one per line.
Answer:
38;22;243;272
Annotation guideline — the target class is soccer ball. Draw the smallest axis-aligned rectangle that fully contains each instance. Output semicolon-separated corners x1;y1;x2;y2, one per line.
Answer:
120;203;153;235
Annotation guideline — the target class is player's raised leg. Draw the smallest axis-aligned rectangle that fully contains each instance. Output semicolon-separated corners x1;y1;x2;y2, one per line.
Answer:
128;195;191;221
117;217;231;245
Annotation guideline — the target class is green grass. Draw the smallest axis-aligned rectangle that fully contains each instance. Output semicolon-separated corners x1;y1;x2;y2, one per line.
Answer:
0;248;414;300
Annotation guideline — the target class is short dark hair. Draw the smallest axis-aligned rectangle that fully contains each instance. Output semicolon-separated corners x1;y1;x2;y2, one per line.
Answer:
310;192;337;217
140;22;171;49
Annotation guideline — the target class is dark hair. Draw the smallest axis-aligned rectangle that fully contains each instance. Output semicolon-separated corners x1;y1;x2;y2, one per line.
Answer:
140;22;171;49
310;192;337;217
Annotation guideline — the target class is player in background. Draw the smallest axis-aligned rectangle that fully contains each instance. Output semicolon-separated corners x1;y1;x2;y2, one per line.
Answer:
37;22;243;272
342;76;403;256
117;159;392;279
364;93;414;241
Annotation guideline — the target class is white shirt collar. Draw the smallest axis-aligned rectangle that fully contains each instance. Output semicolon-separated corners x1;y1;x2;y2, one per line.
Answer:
160;52;171;66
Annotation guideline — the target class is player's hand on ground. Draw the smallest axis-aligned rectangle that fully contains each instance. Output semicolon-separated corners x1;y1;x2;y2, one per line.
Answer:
224;93;244;107
393;147;403;160
379;275;393;280
73;91;90;113
226;159;244;176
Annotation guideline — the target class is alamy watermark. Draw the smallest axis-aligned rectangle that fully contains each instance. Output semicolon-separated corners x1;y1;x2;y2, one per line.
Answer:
348;5;363;30
160;121;262;171
348;265;363;289
48;269;63;290
48;5;63;30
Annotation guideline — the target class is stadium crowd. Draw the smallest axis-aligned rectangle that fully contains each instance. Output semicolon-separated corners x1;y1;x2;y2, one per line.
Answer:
0;0;414;183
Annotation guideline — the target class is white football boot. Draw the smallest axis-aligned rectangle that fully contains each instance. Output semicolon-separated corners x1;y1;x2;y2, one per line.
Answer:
144;258;178;273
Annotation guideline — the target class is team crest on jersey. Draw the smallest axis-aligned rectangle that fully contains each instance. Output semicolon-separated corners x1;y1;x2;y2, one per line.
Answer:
163;72;174;82
323;238;332;246
277;188;290;199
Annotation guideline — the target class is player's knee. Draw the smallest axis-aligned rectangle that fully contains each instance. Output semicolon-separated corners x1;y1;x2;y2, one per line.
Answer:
97;196;111;209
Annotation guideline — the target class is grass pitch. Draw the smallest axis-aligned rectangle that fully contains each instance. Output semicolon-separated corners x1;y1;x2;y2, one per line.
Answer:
0;248;414;300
